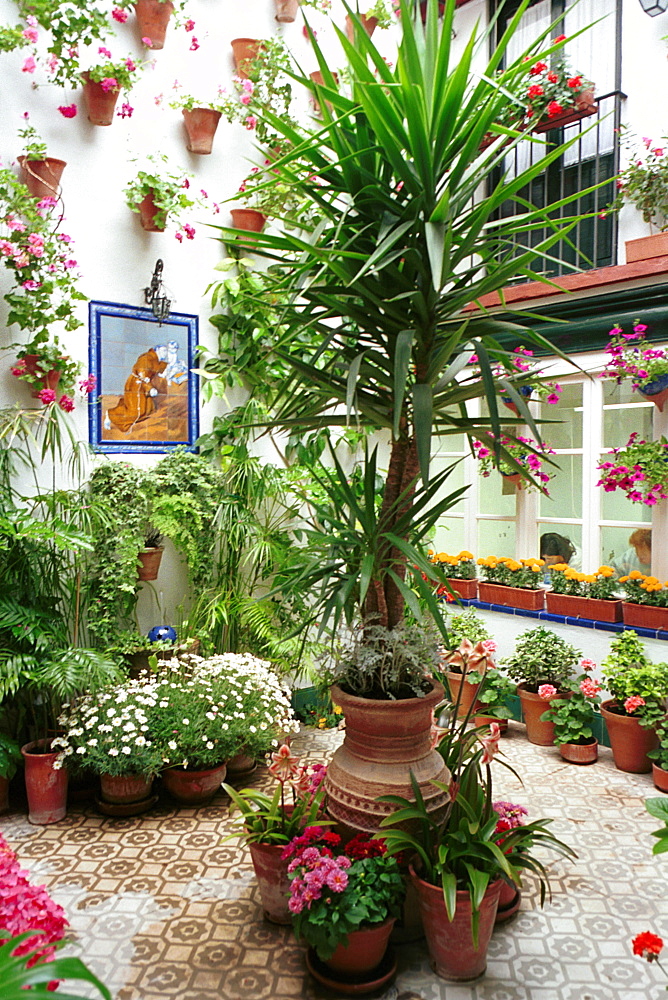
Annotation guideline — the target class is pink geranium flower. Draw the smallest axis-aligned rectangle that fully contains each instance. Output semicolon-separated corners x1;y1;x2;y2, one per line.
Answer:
112;6;128;21
538;684;557;700
624;695;645;714
38;388;56;405
58;104;78;118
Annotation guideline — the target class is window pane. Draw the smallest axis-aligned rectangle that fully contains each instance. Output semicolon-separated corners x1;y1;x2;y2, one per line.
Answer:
432;519;466;554
539;382;582;449
433;433;466;454
600;488;652;524
430;456;467;515
602;382;652;448
601;525;652;576
477;520;516;558
479;469;516;516
539;455;582;520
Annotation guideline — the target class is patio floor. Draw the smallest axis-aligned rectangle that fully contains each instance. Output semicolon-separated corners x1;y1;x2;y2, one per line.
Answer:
2;722;667;1000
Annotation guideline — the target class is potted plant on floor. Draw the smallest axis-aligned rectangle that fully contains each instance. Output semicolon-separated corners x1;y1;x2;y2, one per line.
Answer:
599;320;668;409
546;563;622;622
80;49;142;125
647;716;668;793
429;549;478;600
211;0;601;840
476;554;547;611
502;626;581;745
53;676;164;815
17;116;66;200
600;631;668;773
379;709;576;981
539;659;602;764
442;638;496;720
153;652;299;806
613;136;668;263
285;829;404;990
223;746;329;924
474;668;516;733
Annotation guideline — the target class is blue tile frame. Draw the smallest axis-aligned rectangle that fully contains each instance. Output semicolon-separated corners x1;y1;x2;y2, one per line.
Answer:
88;300;199;454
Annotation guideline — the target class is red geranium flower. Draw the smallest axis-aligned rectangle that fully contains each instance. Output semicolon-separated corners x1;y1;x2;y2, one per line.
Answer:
632;931;664;961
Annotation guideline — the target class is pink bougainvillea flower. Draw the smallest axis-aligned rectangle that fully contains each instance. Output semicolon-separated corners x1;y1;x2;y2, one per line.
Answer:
632;932;664;961
183;224;195;240
21;279;41;290
624;695;645;714
22;56;36;73
98;46;112;58
112;6;128;21
538;684;557;700
79;374;97;394
22;24;38;42
117;102;134;118
58;395;75;412
125;58;136;71
174;231;183;242
58;104;78;118
185;18;195;30
480;722;501;764
189;36;200;51
244;115;257;130
38;388;56;405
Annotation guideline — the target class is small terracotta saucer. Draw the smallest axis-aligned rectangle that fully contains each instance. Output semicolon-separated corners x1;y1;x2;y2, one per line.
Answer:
95;793;158;817
305;947;397;996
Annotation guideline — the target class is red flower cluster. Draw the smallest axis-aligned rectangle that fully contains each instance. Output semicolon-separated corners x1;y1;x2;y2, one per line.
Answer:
633;931;664;961
343;834;387;860
281;826;341;861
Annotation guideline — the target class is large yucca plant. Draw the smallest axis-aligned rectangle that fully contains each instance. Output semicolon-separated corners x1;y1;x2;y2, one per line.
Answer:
213;0;601;657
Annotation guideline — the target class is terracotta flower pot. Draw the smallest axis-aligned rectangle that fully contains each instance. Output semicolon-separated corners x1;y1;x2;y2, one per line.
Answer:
134;0;174;49
445;577;477;600
20;354;62;398
137;546;164;581
546;593;623;623
652;763;668;793
495;880;521;923
532;88;597;133
18;156;66;200
601;700;658;774
248;840;292;924
478;582;544;612
162;761;227;804
345;12;378;41
275;0;300;21
558;739;598;765
100;773;154;804
446;670;482;720
230;208;266;234
325;918;395;975
137;190;165;232
182;108;222;155
325;682;449;839
622;602;668;631
81;72;120;126
625;231;668;264
410;865;501;981
21;739;68;825
517;683;568;746
230;38;265;79
473;714;509;734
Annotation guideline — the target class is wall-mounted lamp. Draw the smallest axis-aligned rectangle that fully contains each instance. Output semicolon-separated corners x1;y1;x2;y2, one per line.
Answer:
144;259;171;324
638;0;668;16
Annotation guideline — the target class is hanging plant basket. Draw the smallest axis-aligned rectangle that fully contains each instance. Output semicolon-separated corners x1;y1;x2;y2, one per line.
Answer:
532;89;597;133
182;108;222;155
635;373;668;413
18;156;66;200
230;208;266;235
81;72;120;126
230;38;265;79
137;546;164;580
20;354;62;398
134;0;174;50
275;0;299;22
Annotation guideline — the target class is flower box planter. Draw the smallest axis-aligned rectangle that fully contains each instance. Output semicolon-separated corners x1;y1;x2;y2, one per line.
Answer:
625;232;668;264
622;602;668;631
445;577;477;600
478;582;544;611
134;0;174;50
546;593;623;623
532;89;596;133
18;156;66;200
